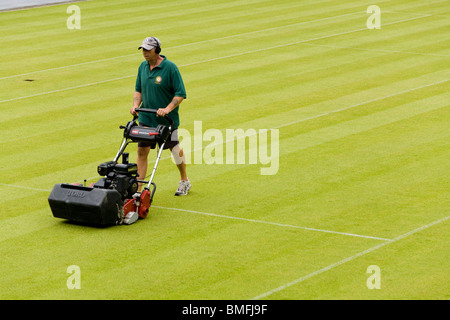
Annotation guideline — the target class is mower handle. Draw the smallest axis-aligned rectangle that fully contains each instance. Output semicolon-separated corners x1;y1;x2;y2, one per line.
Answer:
134;108;174;126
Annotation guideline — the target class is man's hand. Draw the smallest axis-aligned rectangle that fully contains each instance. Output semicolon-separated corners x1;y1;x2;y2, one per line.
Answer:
130;106;138;116
156;107;169;117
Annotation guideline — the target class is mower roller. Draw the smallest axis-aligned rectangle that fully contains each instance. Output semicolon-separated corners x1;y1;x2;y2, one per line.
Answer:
48;108;172;225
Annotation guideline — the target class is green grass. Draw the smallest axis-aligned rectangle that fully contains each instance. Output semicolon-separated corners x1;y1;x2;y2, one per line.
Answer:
0;0;449;300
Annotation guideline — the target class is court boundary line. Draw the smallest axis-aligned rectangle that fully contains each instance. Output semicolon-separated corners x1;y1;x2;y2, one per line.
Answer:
0;11;361;80
3;8;442;80
0;182;391;241
273;78;449;130
1;77;447;183
152;205;392;241
301;42;449;57
0;13;431;101
47;76;450;183
251;215;450;299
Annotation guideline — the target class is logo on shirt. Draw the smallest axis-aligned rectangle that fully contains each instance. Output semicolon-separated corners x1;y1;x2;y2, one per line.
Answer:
155;76;162;84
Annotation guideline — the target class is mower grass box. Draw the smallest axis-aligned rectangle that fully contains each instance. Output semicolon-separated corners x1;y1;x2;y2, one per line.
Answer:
48;184;122;225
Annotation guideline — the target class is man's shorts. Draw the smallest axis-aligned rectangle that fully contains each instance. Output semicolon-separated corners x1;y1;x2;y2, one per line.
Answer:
137;126;179;150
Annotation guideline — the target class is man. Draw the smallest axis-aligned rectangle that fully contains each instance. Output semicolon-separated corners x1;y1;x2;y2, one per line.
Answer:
130;36;190;196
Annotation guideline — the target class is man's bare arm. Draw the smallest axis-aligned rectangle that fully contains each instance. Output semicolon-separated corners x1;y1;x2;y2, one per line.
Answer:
157;96;184;117
130;91;142;115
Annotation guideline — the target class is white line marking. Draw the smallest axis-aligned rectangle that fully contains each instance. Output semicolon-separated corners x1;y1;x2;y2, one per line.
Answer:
3;9;439;80
383;9;450;19
0;54;138;81
0;11;361;80
0;75;134;104
0;182;50;192
301;43;449;57
0;182;390;241
74;76;448;181
0;14;432;104
274;78;450;129
252;215;450;299
3;78;448;184
153;205;391;241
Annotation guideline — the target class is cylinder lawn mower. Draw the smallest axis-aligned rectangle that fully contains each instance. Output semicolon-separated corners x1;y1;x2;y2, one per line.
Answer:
48;108;172;226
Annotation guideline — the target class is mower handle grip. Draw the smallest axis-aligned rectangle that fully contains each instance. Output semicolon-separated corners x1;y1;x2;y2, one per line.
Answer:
134;108;174;126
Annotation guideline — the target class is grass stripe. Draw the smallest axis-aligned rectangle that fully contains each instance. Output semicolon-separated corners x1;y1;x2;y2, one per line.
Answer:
0;13;437;106
1;0;448;299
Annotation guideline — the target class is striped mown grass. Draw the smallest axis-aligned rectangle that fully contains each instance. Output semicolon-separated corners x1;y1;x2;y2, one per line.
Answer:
0;0;448;299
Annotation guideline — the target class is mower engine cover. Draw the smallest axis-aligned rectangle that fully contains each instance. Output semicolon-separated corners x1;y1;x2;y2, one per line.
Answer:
48;183;123;225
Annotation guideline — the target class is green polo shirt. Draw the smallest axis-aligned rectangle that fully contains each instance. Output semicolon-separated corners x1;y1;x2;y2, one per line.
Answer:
135;55;186;129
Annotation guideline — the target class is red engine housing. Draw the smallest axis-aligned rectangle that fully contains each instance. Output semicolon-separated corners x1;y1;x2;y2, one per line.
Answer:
122;189;152;220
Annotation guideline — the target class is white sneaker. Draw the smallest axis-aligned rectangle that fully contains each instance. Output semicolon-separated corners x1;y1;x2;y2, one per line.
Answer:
175;179;191;196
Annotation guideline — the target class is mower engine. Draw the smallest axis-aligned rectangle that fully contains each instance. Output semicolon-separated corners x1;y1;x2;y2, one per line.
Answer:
95;153;139;200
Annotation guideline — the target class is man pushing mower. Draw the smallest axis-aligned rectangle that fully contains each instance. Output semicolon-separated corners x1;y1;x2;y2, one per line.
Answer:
48;36;190;226
130;36;191;196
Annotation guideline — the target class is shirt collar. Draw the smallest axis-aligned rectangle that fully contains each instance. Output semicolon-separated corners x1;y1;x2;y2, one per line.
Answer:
147;55;167;69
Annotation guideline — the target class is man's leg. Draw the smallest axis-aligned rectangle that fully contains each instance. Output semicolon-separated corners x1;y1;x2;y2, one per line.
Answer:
171;144;190;195
171;144;187;181
137;146;151;191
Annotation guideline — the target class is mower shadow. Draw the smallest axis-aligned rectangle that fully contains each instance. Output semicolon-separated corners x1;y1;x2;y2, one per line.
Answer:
59;220;118;229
